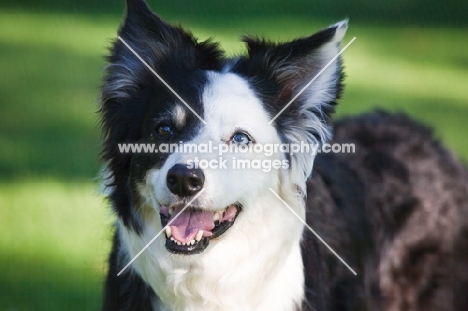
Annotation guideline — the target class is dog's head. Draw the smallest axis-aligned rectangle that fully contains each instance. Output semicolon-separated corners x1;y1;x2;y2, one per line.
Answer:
101;0;346;256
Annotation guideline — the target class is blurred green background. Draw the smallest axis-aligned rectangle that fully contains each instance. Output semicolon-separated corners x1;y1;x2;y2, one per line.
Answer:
1;0;467;310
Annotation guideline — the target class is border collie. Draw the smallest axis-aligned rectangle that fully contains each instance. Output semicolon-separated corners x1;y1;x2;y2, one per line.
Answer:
100;0;468;310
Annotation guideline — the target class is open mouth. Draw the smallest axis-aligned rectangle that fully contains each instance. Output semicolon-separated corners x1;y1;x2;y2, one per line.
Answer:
159;203;241;254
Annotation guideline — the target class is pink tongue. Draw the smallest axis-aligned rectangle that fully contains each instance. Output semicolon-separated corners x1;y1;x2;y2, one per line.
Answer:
169;207;215;243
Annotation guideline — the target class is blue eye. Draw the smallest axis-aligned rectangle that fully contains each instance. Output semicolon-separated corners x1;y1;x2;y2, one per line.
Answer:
156;124;173;137
232;132;251;145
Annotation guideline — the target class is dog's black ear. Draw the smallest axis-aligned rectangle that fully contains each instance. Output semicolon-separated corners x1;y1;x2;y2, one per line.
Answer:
118;0;198;54
241;20;348;144
104;0;223;101
240;21;348;191
111;0;222;69
121;0;169;39
101;0;222;139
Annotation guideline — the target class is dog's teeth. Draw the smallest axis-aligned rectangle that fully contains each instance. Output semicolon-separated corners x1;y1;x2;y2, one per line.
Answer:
195;230;203;242
190;240;195;245
213;212;220;222
176;241;181;245
168;207;174;216
165;226;172;238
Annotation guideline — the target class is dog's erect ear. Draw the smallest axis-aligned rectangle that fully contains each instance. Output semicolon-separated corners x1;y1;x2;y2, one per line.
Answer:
101;0;222;141
122;0;170;36
121;0;168;39
119;0;196;53
105;0;222;102
102;0;222;123
110;0;222;71
239;21;348;192
241;20;347;144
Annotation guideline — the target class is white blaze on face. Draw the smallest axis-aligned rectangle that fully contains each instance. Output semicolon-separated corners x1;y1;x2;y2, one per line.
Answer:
202;72;273;137
196;72;284;206
151;71;285;211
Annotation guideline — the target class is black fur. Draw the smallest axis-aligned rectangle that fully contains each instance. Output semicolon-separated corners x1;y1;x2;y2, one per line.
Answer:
103;234;160;311
301;112;468;310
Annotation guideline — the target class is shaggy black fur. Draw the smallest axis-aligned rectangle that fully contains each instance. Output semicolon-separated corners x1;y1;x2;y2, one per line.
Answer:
302;111;468;311
103;234;159;311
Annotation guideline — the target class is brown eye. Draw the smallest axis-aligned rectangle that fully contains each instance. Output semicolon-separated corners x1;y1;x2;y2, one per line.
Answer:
156;124;173;137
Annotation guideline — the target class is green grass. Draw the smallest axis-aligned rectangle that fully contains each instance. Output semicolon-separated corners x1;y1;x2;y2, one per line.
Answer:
1;1;468;309
0;181;113;310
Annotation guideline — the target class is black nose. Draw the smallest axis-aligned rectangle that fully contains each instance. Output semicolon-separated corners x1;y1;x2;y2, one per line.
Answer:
166;164;205;197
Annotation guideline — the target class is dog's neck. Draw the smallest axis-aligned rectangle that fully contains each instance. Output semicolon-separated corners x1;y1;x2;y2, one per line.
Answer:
155;242;304;311
119;195;306;311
